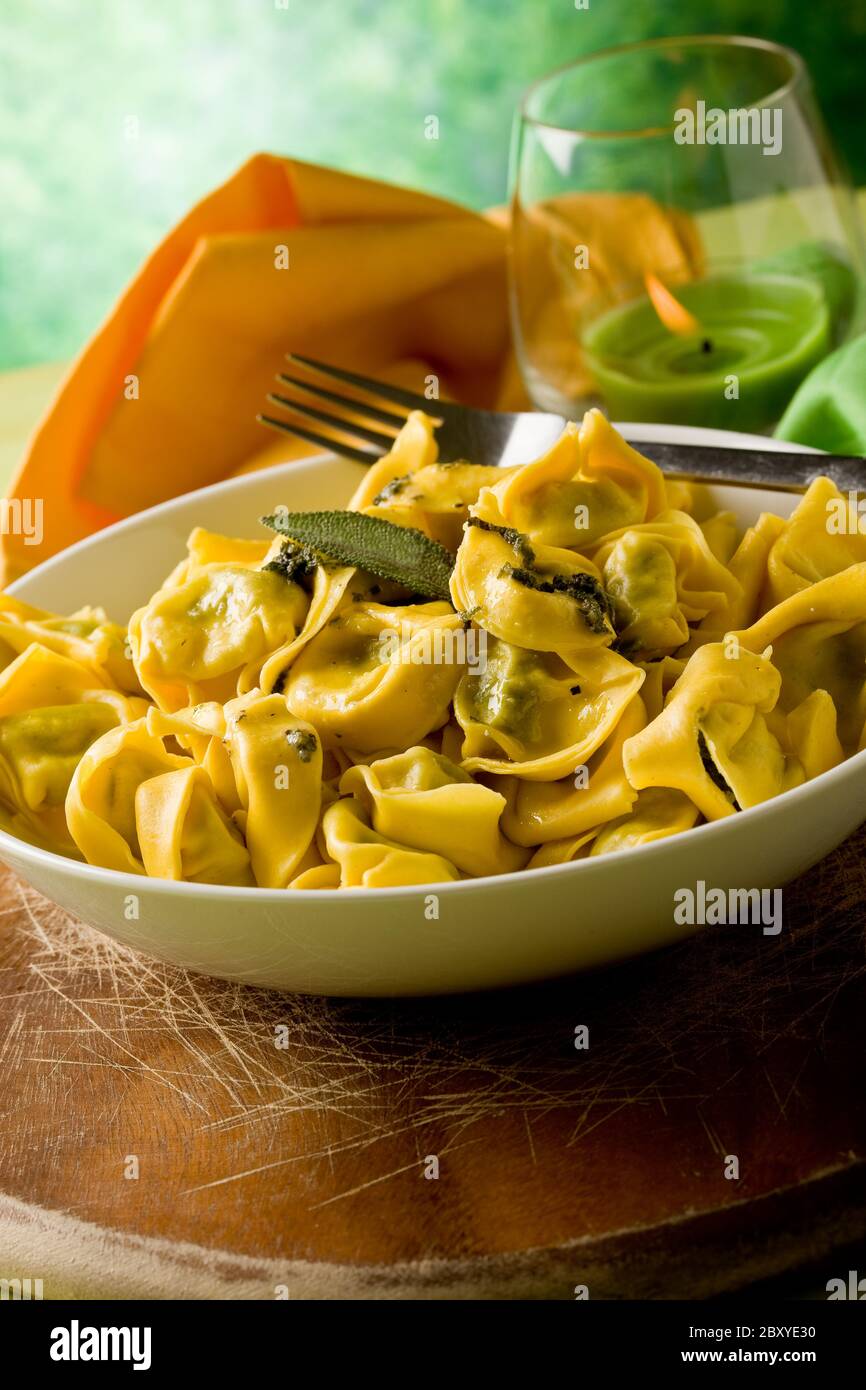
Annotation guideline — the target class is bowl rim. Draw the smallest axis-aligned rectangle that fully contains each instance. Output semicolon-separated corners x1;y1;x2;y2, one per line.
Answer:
3;426;859;903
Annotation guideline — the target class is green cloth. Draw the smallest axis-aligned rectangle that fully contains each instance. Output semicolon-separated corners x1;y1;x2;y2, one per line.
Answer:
776;332;866;454
760;240;866;454
754;241;859;339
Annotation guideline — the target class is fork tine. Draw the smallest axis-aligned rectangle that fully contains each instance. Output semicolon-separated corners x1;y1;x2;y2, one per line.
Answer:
257;413;385;465
267;392;397;452
277;372;408;430
287;353;436;414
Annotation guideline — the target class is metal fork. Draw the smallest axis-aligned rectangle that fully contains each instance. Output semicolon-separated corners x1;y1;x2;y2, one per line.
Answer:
259;354;866;493
260;354;565;470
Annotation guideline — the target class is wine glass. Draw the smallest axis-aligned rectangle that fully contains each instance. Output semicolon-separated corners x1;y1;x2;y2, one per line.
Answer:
509;35;866;432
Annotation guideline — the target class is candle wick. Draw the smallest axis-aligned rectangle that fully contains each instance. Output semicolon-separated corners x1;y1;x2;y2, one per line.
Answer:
701;338;713;354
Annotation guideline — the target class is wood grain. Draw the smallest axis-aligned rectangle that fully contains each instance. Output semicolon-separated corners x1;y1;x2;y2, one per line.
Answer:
0;823;865;1298
5;231;866;1298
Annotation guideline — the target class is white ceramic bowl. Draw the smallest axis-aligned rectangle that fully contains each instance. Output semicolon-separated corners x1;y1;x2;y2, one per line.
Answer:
2;426;861;997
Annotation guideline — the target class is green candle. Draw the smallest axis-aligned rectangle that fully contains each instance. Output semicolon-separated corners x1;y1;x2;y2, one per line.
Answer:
582;273;830;432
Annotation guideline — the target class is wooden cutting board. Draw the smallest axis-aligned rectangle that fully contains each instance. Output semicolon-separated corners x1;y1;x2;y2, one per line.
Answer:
1;818;864;1300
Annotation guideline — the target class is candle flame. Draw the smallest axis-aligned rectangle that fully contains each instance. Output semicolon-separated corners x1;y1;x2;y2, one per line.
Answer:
644;272;701;337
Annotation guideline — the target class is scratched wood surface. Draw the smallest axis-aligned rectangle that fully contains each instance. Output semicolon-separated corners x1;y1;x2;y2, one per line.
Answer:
0;819;865;1299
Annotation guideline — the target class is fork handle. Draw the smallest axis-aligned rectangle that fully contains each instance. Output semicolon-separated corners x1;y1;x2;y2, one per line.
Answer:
631;440;866;494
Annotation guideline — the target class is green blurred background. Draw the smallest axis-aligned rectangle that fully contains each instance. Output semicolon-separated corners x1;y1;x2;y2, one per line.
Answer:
2;0;865;370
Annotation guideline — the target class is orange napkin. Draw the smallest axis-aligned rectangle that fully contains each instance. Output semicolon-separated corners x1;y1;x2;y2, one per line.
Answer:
2;155;517;583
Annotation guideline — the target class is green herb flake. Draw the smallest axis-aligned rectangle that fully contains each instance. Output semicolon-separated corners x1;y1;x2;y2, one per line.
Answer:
264;539;320;586
466;515;536;566
372;473;411;505
501;563;614;637
697;729;740;810
286;729;318;763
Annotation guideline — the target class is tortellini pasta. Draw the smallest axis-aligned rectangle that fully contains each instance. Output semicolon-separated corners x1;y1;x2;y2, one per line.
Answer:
483;408;669;549
528;788;699;868
319;796;461;888
622;643;799;821
589;788;701;858
449;489;615;654
732;565;866;754
501;694;646;845
66;721;195;874
134;765;254;886
164;527;273;585
129;559;309;709
454;635;643;780
3;414;864;890
592;511;740;658
341;746;529;876
0;593;142;695
353;411;519;552
251;562;357;696
762;477;866;609
284;600;464;753
0;645;144;852
683;511;786;649
222;692;322;888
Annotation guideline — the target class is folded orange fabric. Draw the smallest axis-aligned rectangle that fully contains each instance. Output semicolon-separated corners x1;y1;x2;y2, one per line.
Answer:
2;155;518;582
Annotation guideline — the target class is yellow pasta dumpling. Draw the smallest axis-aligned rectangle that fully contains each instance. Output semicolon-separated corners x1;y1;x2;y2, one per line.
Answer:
454;634;644;780
0;645;144;852
763;476;866;609
622;643;799;821
0;643;138;723
526;828;599;868
351;409;519;549
684;512;786;651
162;527;274;588
501;694;645;845
732;564;866;754
483;407;668;549
66;720;193;873
778;689;843;781
451;489;614;654
699;511;738;565
145;700;244;819
592;511;741;659
129;562;309;710
66;717;252;885
289;861;342;890
341;745;528;877
0;701;118;834
363;461;519;552
135;765;253;886
527;786;699;867
222;692;322;888
252;562;356;695
588;788;700;857
348;410;440;511
0;593;142;695
636;655;686;722
285;601;464;753
320;796;461;887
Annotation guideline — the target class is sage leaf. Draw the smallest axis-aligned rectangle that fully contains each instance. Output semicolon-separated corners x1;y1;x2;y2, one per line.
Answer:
261;510;455;602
